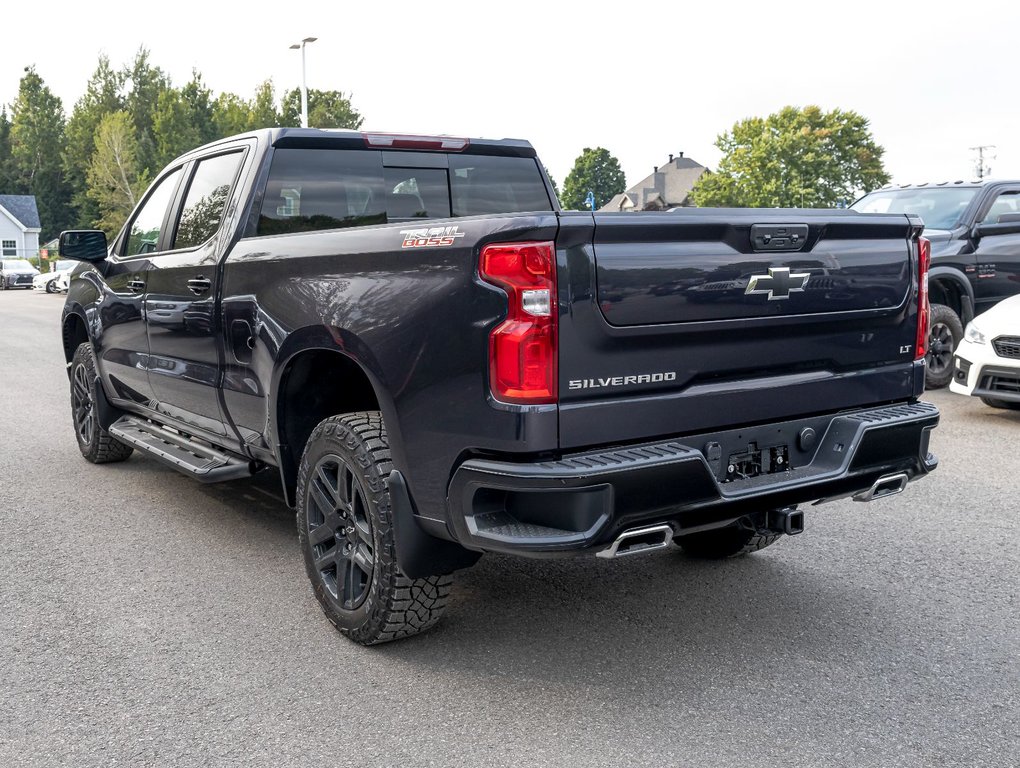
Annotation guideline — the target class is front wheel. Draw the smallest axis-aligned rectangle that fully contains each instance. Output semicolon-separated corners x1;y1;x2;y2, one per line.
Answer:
70;343;133;464
925;304;964;389
675;524;782;559
296;412;452;645
45;279;57;294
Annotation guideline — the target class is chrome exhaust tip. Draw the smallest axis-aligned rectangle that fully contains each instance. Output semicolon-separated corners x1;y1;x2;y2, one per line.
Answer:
596;523;673;559
853;472;909;503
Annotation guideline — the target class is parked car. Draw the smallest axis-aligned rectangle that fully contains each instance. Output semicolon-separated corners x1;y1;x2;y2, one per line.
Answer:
58;128;939;645
32;260;75;293
0;259;40;290
852;180;1020;388
949;293;1020;409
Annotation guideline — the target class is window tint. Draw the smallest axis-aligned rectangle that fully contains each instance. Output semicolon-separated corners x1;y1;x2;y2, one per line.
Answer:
173;152;244;249
258;150;386;236
981;190;1020;224
126;168;182;256
449;155;551;216
257;148;552;236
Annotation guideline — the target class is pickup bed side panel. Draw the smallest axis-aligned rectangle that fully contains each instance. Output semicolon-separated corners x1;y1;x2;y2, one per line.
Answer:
218;214;560;524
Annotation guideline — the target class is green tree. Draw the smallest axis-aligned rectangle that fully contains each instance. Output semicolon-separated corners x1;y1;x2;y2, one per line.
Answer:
10;66;71;239
151;72;219;169
86;110;148;236
561;147;626;210
543;165;560;202
689;105;890;208
247;80;280;130
211;92;250;137
123;48;170;177
280;88;363;129
0;108;18;192
63;55;124;227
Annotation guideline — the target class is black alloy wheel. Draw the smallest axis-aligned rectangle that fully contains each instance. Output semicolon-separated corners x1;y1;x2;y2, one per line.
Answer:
72;362;95;446
927;321;955;378
925;304;965;389
305;455;376;611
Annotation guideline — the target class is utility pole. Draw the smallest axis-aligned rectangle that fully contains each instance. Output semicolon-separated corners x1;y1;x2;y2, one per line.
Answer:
970;145;996;179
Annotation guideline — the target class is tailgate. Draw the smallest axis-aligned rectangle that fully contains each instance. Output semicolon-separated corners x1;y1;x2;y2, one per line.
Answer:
556;209;925;449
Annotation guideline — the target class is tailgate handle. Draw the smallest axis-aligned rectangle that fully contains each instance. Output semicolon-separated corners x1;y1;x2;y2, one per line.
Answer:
750;224;809;252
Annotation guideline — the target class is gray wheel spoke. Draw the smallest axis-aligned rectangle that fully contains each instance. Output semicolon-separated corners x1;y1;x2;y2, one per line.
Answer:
313;545;337;574
315;464;340;505
353;517;372;546
307;478;335;518
309;520;338;547
351;542;373;574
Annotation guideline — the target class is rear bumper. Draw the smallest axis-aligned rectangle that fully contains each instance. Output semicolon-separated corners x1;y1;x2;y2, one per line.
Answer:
446;401;939;557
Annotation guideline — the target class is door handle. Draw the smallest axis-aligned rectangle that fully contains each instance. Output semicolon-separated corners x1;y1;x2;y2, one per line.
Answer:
127;279;146;292
187;277;212;295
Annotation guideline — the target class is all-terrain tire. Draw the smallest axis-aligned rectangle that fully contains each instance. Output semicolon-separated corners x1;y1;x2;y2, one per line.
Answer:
926;304;964;389
296;412;452;645
675;524;782;559
70;342;133;464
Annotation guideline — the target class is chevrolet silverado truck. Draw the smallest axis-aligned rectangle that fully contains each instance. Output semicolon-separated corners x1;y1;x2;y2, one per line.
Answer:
59;128;939;645
853;180;1020;388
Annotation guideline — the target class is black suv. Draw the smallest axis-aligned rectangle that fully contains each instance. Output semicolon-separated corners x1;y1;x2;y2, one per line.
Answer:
853;180;1020;387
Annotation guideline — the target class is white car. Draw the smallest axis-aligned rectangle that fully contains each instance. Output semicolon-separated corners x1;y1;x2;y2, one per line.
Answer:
32;260;75;294
950;295;1020;410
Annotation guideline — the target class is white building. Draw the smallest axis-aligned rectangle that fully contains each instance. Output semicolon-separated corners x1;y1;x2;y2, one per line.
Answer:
0;195;42;260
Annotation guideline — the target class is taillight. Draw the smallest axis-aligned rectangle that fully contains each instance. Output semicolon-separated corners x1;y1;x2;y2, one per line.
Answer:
916;236;931;361
479;241;557;404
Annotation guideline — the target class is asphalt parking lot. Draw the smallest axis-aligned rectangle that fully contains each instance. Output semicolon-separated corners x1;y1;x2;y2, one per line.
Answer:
1;289;1017;767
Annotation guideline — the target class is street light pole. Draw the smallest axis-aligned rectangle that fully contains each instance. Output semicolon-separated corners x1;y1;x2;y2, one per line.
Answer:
289;36;318;128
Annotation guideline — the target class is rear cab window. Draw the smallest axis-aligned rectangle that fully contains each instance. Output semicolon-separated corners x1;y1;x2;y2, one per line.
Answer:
256;149;552;236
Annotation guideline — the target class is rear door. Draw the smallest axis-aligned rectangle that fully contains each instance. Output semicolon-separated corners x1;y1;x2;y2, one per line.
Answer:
557;209;922;448
972;185;1020;310
144;147;247;438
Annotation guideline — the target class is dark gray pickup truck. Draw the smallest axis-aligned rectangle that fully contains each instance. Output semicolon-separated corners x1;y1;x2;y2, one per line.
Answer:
59;128;939;644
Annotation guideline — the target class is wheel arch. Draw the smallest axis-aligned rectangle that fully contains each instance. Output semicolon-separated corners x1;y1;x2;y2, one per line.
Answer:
928;267;975;325
270;327;401;507
61;308;90;370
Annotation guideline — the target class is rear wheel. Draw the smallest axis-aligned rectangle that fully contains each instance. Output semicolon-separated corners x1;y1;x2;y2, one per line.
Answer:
980;397;1020;411
296;412;452;645
925;304;964;389
70;342;133;464
675;524;782;559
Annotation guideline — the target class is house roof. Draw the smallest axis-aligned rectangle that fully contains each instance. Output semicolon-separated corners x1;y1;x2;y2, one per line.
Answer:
601;156;708;211
0;195;41;229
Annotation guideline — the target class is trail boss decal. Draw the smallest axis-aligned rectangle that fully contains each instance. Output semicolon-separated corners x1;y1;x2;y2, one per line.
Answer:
400;226;466;248
569;371;677;390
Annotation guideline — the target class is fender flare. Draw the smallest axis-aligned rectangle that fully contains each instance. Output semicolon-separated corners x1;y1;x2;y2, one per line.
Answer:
927;266;975;324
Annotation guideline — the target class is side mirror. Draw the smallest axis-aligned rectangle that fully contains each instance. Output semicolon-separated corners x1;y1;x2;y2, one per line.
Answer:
972;220;1020;240
59;230;109;262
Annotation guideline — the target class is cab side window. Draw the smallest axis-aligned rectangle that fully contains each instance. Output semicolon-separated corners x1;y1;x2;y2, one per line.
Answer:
981;190;1020;224
173;152;245;249
126;168;183;256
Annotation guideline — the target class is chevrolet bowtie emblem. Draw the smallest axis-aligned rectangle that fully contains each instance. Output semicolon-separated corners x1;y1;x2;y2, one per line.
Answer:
745;267;811;300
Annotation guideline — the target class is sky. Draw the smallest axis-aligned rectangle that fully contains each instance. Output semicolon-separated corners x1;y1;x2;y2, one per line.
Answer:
3;0;1019;195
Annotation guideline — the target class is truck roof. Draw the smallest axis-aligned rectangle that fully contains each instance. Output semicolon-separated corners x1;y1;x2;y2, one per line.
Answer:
876;179;1019;190
171;127;538;166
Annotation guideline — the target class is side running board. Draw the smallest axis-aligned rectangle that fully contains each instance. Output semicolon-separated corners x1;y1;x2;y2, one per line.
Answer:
109;416;255;483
